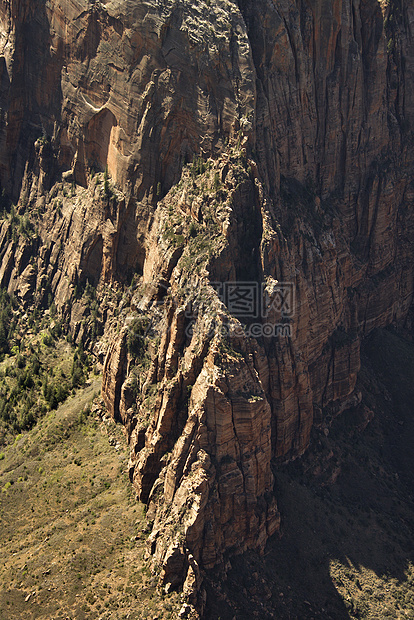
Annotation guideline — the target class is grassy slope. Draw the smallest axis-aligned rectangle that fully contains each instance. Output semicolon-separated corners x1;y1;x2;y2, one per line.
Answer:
0;378;182;620
204;328;414;619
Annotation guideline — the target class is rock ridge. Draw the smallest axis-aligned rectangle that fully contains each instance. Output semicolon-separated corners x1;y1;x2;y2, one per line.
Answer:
0;0;412;612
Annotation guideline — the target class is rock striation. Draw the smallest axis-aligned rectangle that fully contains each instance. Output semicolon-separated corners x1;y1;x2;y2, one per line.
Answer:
0;0;413;609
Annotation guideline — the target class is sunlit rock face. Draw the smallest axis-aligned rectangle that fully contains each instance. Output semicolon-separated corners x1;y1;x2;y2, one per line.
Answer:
0;0;413;604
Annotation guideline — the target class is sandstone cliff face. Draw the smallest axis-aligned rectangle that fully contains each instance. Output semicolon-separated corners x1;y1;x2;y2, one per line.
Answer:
0;0;413;608
113;156;283;600
0;0;255;200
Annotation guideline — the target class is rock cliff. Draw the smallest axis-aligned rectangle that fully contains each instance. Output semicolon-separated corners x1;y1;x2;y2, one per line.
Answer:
0;0;413;611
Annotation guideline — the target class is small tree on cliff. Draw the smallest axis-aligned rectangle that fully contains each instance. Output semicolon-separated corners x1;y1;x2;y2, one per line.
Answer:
103;166;110;198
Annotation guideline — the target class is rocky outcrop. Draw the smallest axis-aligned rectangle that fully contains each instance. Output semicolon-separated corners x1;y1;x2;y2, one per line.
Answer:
0;0;413;609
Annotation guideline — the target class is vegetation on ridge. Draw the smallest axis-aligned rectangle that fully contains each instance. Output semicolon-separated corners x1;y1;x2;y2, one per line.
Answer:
0;290;94;446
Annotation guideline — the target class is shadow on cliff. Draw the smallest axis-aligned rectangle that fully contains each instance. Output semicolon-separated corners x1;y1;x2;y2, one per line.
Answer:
204;327;414;619
1;0;63;200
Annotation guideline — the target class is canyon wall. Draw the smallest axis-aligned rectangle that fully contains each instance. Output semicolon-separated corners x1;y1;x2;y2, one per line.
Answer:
0;0;413;609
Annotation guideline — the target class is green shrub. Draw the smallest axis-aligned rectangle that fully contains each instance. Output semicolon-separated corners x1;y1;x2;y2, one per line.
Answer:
104;166;110;197
127;317;149;359
189;222;198;238
2;481;11;492
42;332;54;347
213;171;221;190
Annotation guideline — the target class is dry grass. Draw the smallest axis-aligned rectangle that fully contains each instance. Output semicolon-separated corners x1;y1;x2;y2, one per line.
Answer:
0;377;182;620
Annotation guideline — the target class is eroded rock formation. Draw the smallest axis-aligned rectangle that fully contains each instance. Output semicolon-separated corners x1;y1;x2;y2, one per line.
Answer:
0;0;413;611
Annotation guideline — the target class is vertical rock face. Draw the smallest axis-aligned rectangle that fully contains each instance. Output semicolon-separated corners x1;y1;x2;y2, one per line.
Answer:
0;0;256;200
108;166;282;606
0;0;413;607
